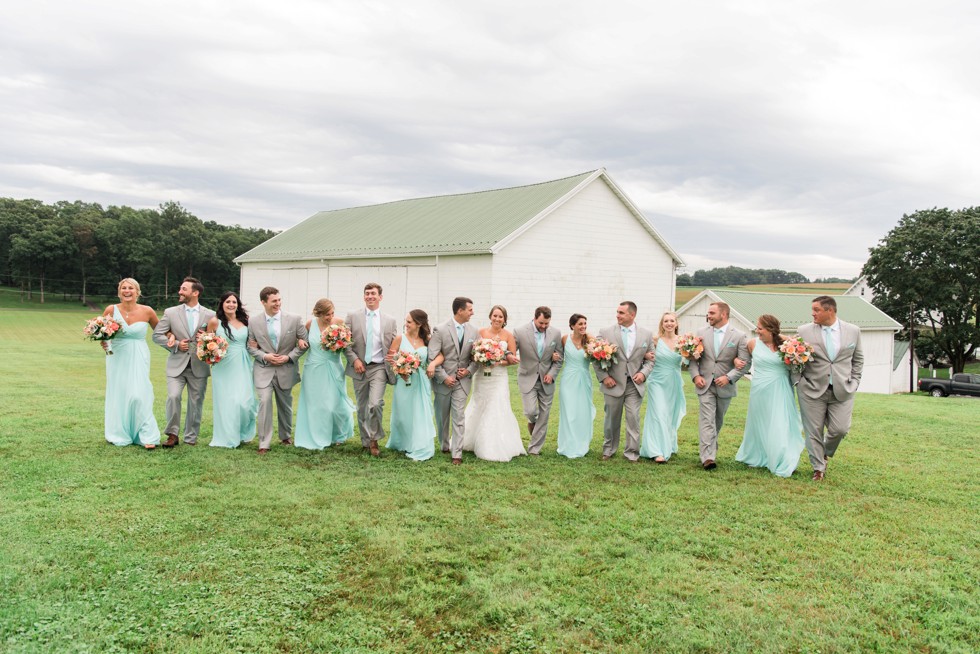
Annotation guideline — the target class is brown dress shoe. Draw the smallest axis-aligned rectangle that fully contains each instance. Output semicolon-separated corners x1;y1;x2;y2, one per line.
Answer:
812;470;825;481
527;422;535;436
162;433;179;448
703;459;717;470
258;448;270;455
369;440;380;456
441;448;451;454
281;438;293;446
451;458;462;466
601;454;612;460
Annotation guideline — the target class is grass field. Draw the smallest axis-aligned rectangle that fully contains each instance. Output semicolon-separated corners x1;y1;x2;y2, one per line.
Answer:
674;283;852;308
0;305;977;653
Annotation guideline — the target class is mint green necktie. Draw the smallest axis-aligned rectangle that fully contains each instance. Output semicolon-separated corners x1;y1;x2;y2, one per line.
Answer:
187;309;196;337
824;326;837;359
714;329;724;354
365;311;375;363
536;330;544;358
268;317;278;350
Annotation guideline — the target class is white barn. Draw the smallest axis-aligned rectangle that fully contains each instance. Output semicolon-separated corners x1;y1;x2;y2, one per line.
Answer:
234;169;684;331
675;289;903;394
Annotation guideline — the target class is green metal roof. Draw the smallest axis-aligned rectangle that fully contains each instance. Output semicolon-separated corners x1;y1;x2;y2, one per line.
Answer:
235;170;602;263
893;340;911;370
694;290;902;330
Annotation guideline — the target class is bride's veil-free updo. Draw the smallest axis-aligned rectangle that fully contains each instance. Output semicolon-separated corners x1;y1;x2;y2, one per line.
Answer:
489;305;508;328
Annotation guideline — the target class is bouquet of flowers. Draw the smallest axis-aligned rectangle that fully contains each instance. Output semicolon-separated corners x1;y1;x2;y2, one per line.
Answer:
676;333;704;362
195;331;229;366
471;338;508;376
778;335;814;373
585;337;619;371
391;350;423;386
83;315;122;355
321;323;353;352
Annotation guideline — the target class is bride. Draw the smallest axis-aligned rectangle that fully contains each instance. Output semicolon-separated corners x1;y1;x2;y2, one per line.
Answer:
461;305;526;462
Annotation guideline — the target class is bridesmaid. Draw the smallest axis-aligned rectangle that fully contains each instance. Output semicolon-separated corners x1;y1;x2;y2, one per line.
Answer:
102;278;161;449
294;298;355;450
639;312;687;463
205;291;258;448
556;313;596;458
386;309;437;461
736;314;806;477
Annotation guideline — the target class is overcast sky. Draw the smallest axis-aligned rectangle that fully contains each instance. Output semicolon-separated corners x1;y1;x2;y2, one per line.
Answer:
2;1;976;279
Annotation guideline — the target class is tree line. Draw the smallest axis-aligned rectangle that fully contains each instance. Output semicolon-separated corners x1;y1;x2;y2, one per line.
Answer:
676;267;813;286
0;198;277;308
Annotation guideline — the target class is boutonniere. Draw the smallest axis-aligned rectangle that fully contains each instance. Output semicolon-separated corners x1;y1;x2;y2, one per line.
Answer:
467;338;474;343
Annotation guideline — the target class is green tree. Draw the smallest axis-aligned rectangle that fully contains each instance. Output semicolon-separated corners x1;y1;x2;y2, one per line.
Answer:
9;203;76;303
863;207;980;372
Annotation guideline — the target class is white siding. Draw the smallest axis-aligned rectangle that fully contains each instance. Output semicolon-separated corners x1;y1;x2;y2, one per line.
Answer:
891;351;918;394
491;178;676;333
432;255;492;324
677;295;713;335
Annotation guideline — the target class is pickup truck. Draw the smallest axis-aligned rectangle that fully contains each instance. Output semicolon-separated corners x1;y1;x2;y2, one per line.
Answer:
918;373;980;397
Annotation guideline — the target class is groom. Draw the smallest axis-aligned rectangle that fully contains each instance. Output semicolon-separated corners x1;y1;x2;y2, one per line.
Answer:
594;301;656;462
428;297;479;465
797;296;864;481
513;306;564;455
344;282;397;456
152;277;215;447
688;301;751;470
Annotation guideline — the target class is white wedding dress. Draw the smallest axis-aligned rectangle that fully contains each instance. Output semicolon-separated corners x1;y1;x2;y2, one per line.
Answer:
462;365;526;462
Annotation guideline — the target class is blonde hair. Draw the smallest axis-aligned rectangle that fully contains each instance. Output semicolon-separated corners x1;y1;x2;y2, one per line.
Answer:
312;298;335;318
117;278;142;298
658;312;679;337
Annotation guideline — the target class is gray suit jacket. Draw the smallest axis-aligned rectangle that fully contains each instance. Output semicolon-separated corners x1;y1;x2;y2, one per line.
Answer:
797;320;863;401
246;312;308;389
593;324;656;398
513;322;564;395
152;304;216;378
428;320;480;396
687;324;751;398
344;308;398;384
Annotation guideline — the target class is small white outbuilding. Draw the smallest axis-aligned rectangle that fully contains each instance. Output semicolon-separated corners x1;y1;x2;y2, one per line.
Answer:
235;169;684;331
675;289;903;394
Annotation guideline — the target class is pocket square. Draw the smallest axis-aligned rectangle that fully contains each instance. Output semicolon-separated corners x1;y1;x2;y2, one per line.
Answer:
847;343;855;349
726;342;736;348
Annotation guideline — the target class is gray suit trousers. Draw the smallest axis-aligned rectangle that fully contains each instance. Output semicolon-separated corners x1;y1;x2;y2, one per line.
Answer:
697;388;732;463
522;379;554;454
353;363;389;446
434;384;469;458
164;363;208;443
798;386;853;472
256;378;294;449
602;379;642;460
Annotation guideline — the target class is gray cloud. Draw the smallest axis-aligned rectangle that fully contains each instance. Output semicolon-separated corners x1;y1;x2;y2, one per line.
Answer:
1;1;976;278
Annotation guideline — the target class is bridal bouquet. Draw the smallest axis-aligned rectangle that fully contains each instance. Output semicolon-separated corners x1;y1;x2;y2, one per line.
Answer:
321;323;353;351
585;337;619;371
83;315;122;355
676;333;704;361
195;331;229;366
472;338;507;376
391;350;423;386
778;336;814;373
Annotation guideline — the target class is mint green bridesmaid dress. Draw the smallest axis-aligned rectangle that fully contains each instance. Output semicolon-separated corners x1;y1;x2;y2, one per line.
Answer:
104;306;160;447
209;324;258;448
640;339;686;460
557;338;595;458
386;337;436;461
294;321;355;450
736;342;806;477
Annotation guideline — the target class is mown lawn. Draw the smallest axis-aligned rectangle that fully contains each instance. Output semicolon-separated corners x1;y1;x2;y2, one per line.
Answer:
0;306;977;653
